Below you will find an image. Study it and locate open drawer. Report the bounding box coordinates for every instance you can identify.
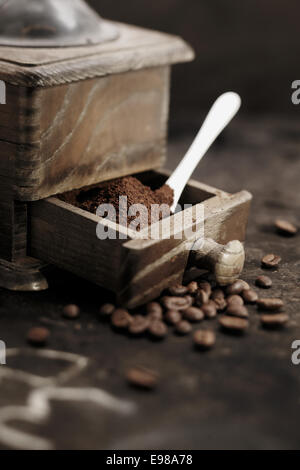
[29,170,252,308]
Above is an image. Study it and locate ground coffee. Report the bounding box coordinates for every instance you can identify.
[59,176,174,228]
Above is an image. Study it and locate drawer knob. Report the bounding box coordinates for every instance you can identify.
[192,238,245,286]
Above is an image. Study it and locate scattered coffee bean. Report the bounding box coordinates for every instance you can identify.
[226,279,250,295]
[193,329,216,350]
[62,304,80,319]
[211,289,224,300]
[257,298,284,311]
[195,289,210,306]
[214,298,227,311]
[242,289,258,304]
[165,310,182,325]
[261,313,289,329]
[161,296,193,311]
[198,281,212,297]
[202,300,217,319]
[128,315,149,335]
[226,304,249,318]
[175,320,192,335]
[126,367,159,390]
[261,253,281,269]
[275,219,298,236]
[148,311,163,322]
[111,309,133,329]
[211,289,227,311]
[227,295,244,306]
[183,307,204,323]
[168,284,189,296]
[27,327,50,347]
[146,302,163,320]
[219,315,249,333]
[148,320,168,339]
[255,275,272,289]
[99,303,115,318]
[187,281,198,295]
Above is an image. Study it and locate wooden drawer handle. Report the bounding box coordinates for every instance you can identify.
[191,238,245,286]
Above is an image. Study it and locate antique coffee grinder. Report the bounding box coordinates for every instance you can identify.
[0,0,251,307]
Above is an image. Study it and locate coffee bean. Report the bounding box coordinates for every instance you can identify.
[27,327,50,347]
[214,298,227,311]
[161,296,193,311]
[219,316,249,332]
[168,284,189,296]
[202,301,217,319]
[187,281,198,295]
[146,302,163,320]
[148,320,168,339]
[255,276,272,289]
[62,304,80,320]
[195,289,210,307]
[99,303,115,318]
[126,367,159,390]
[128,315,149,335]
[175,320,192,335]
[211,289,227,311]
[193,329,216,350]
[227,295,244,306]
[148,311,163,322]
[261,313,289,329]
[211,289,225,301]
[261,254,281,269]
[165,310,182,325]
[226,304,249,318]
[257,298,284,311]
[198,281,212,297]
[275,219,298,236]
[111,309,133,329]
[242,289,258,304]
[183,307,204,323]
[226,279,250,295]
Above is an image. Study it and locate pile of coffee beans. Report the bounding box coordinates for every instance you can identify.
[98,262,289,358]
[26,247,289,364]
[24,216,296,394]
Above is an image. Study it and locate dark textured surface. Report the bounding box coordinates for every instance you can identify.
[0,117,299,450]
[90,0,300,124]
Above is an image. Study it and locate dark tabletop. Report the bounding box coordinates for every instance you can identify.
[0,116,299,450]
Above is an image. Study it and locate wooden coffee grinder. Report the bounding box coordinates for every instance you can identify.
[0,0,252,307]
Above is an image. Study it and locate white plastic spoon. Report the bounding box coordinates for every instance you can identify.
[166,92,241,213]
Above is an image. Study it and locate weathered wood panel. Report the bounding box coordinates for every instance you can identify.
[29,197,125,291]
[0,176,27,262]
[3,66,170,201]
[0,23,194,87]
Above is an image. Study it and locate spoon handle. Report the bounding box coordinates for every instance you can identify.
[167,92,241,213]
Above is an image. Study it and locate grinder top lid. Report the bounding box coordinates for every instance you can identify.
[0,0,194,88]
[0,0,118,47]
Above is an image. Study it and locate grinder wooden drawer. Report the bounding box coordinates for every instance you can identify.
[28,170,252,308]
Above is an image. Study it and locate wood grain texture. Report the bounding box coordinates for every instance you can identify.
[0,22,194,87]
[29,170,252,308]
[0,176,27,262]
[1,66,170,201]
[29,197,125,292]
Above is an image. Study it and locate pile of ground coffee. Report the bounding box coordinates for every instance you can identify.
[59,176,174,228]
